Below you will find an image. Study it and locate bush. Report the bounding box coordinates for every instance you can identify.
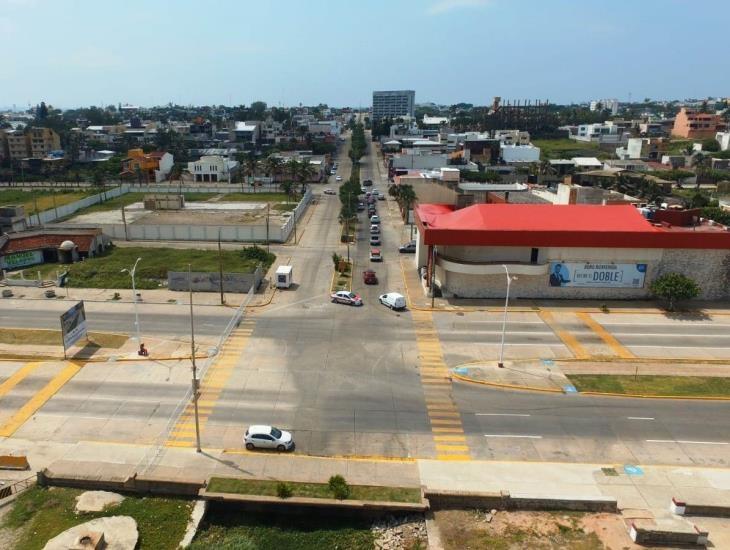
[276,481,293,499]
[328,475,351,500]
[650,272,700,311]
[332,252,341,268]
[240,245,275,268]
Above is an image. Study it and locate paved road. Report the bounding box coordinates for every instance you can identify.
[0,299,233,337]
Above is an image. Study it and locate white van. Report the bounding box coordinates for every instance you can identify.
[379,292,406,310]
[275,265,293,289]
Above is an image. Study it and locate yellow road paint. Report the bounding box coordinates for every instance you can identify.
[0,361,82,437]
[432,427,464,433]
[538,310,588,359]
[576,312,635,359]
[0,361,43,399]
[436,444,470,452]
[433,435,467,442]
[430,418,463,425]
[428,411,461,418]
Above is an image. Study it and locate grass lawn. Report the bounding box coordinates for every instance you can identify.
[0,189,94,214]
[19,245,275,289]
[567,375,730,397]
[190,504,374,550]
[221,192,291,202]
[272,202,297,212]
[2,486,193,550]
[207,477,421,503]
[0,328,126,348]
[532,138,610,160]
[664,139,693,155]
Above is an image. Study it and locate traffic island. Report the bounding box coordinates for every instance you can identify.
[330,255,353,292]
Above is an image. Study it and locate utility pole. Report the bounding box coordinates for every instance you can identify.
[431,246,436,308]
[188,264,202,453]
[218,229,225,305]
[498,265,516,369]
[120,257,142,342]
[266,203,270,253]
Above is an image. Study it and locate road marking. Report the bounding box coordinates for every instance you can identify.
[576,312,635,359]
[538,311,588,359]
[436,444,469,452]
[0,361,83,437]
[627,417,654,420]
[646,439,728,445]
[476,413,531,417]
[165,319,256,447]
[484,434,542,439]
[0,361,43,399]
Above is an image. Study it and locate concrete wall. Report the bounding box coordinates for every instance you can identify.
[435,246,730,300]
[168,268,263,293]
[425,490,617,513]
[26,186,126,226]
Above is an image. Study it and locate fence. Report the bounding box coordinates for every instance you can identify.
[0,476,35,502]
[168,267,263,293]
[137,285,255,474]
[25,185,126,226]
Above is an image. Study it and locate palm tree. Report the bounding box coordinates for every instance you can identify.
[244,154,258,191]
[683,143,695,156]
[265,155,283,183]
[693,153,710,189]
[296,159,316,195]
[280,181,294,203]
[539,159,556,183]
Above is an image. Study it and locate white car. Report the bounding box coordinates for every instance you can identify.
[379,292,406,310]
[244,425,295,452]
[323,188,336,195]
[336,175,343,181]
[330,290,363,306]
[370,224,380,234]
[370,215,380,224]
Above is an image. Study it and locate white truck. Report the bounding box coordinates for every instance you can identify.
[275,265,293,289]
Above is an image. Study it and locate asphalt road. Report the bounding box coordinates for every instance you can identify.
[0,300,233,337]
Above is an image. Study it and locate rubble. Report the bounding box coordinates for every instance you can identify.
[372,514,428,550]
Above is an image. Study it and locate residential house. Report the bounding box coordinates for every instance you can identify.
[616,138,667,161]
[28,127,61,158]
[671,108,726,139]
[589,99,620,115]
[500,144,540,163]
[494,130,531,146]
[717,131,730,151]
[187,155,239,183]
[0,228,110,271]
[5,129,31,160]
[570,121,630,145]
[231,121,261,148]
[0,129,8,162]
[121,148,173,183]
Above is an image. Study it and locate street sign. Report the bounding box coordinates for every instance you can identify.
[60,301,87,350]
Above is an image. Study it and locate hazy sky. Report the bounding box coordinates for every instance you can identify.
[2,0,728,109]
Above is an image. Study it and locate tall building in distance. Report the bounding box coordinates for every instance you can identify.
[372,90,415,121]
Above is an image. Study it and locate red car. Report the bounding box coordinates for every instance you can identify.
[363,269,378,284]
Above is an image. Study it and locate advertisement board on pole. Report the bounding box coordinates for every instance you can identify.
[60,301,88,349]
[548,262,647,289]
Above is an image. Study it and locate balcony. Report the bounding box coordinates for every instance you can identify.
[436,255,549,276]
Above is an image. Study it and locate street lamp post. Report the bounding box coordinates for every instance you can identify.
[121,257,142,342]
[188,264,202,453]
[498,265,517,368]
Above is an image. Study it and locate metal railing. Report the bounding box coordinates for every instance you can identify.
[137,285,255,474]
[0,476,35,501]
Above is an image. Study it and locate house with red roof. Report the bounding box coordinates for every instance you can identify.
[412,202,730,300]
[0,228,110,271]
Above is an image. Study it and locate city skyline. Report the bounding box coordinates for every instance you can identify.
[1,0,729,109]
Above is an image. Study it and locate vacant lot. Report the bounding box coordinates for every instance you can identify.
[532,138,610,160]
[0,189,93,214]
[1,486,193,550]
[191,503,374,550]
[568,374,730,397]
[19,245,275,289]
[73,192,219,215]
[435,509,635,550]
[0,328,126,348]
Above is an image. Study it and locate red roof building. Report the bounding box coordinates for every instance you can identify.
[411,203,730,300]
[0,228,109,271]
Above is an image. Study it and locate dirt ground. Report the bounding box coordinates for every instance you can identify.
[135,205,288,226]
[434,509,643,550]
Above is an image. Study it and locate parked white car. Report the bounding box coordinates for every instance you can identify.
[244,425,295,451]
[379,292,406,311]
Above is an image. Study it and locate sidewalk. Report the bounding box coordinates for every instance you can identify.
[452,359,730,394]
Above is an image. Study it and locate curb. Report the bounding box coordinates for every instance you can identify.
[0,353,208,363]
[452,370,730,401]
[450,371,564,394]
[222,448,417,463]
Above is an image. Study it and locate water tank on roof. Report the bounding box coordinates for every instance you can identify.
[59,240,76,251]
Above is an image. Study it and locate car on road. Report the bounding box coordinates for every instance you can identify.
[330,290,363,306]
[372,189,380,196]
[370,224,380,234]
[360,187,367,193]
[363,269,378,285]
[379,292,406,311]
[336,175,343,181]
[370,248,382,262]
[330,169,337,175]
[399,241,416,253]
[323,188,336,195]
[357,202,365,211]
[363,179,373,186]
[244,425,294,452]
[370,215,380,224]
[378,194,386,201]
[369,234,381,245]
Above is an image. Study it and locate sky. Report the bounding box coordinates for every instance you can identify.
[1,0,729,109]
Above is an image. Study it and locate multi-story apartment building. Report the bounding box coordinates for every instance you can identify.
[372,90,415,121]
[5,129,31,160]
[28,127,61,158]
[671,107,726,139]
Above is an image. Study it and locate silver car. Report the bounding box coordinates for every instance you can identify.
[244,425,295,452]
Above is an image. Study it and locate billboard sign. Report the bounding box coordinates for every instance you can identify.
[548,262,647,289]
[1,250,43,270]
[60,301,88,349]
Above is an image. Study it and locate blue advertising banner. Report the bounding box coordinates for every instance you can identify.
[549,262,647,288]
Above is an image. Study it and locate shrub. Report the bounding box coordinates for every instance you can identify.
[332,252,341,268]
[328,475,350,500]
[240,245,275,268]
[650,272,700,311]
[276,481,293,499]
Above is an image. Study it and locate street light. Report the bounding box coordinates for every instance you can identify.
[498,265,517,368]
[121,257,142,342]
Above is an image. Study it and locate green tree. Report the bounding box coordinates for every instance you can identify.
[296,158,316,194]
[280,180,294,203]
[650,273,700,311]
[701,138,720,152]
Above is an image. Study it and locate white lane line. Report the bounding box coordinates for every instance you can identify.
[627,417,654,420]
[646,439,728,445]
[484,434,542,439]
[476,413,531,417]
